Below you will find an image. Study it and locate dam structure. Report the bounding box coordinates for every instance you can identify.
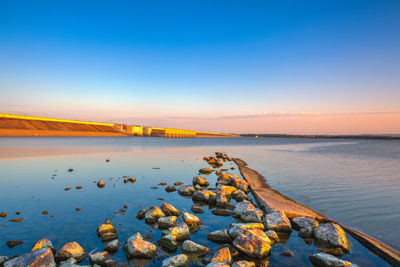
[0,113,239,138]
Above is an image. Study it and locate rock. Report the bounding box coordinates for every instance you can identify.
[199,168,213,175]
[54,242,87,262]
[212,209,232,216]
[314,223,350,253]
[124,177,136,183]
[157,235,177,251]
[299,226,314,238]
[205,262,230,267]
[162,254,191,267]
[32,238,55,254]
[216,170,222,175]
[6,240,24,248]
[159,182,167,185]
[75,206,81,212]
[211,247,231,263]
[232,261,256,267]
[124,233,157,259]
[280,249,294,257]
[207,229,232,243]
[192,190,216,203]
[230,223,265,230]
[41,210,49,215]
[174,182,183,186]
[228,225,249,239]
[164,223,190,241]
[158,216,178,229]
[97,222,117,236]
[182,212,202,226]
[191,205,205,214]
[97,180,106,188]
[217,185,237,197]
[64,187,71,191]
[215,192,229,207]
[136,209,149,219]
[232,229,271,259]
[320,248,347,257]
[124,205,129,209]
[178,185,195,196]
[0,256,9,266]
[182,240,209,256]
[216,173,231,185]
[103,259,116,267]
[4,248,55,267]
[193,175,210,187]
[104,239,121,253]
[263,211,292,232]
[265,230,279,244]
[67,169,74,172]
[75,186,82,189]
[58,258,79,267]
[145,206,166,224]
[165,185,177,192]
[309,252,355,267]
[0,212,6,218]
[232,190,251,202]
[100,233,119,242]
[292,217,318,230]
[89,251,110,265]
[160,203,181,216]
[233,202,262,223]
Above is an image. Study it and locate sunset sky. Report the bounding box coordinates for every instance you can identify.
[1,1,399,134]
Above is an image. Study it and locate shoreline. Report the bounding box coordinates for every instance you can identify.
[233,157,400,266]
[241,134,400,140]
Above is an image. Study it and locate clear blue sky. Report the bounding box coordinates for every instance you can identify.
[1,1,399,134]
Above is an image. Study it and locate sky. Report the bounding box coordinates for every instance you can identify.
[1,0,399,134]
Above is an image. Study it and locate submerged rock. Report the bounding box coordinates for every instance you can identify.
[191,205,205,214]
[55,242,87,262]
[124,233,157,259]
[207,229,232,243]
[280,249,294,257]
[178,185,195,196]
[162,254,191,267]
[145,206,166,224]
[263,211,292,232]
[32,238,56,254]
[6,240,24,248]
[136,209,149,220]
[4,248,55,267]
[211,247,231,264]
[182,240,209,256]
[314,223,350,253]
[160,203,181,216]
[212,209,232,216]
[309,252,355,267]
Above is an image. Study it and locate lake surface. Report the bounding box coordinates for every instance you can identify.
[0,137,399,266]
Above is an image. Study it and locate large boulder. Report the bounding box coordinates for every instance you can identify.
[124,233,157,258]
[182,240,209,256]
[164,223,190,241]
[178,185,195,196]
[4,248,55,267]
[162,254,191,267]
[54,242,87,262]
[158,216,178,229]
[207,229,232,243]
[193,175,210,187]
[145,206,166,224]
[31,238,56,254]
[263,211,292,232]
[192,190,216,203]
[309,252,356,267]
[314,223,350,253]
[211,247,231,264]
[292,217,319,230]
[233,202,263,223]
[232,229,271,259]
[160,203,181,216]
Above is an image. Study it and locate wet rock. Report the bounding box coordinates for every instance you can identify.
[182,240,209,256]
[233,202,262,223]
[217,185,237,197]
[58,258,79,267]
[75,186,82,189]
[0,212,6,218]
[41,210,49,215]
[67,169,74,172]
[8,218,23,223]
[103,259,116,267]
[228,225,248,240]
[97,221,117,236]
[145,206,166,224]
[158,216,178,229]
[104,240,121,253]
[202,252,214,265]
[292,217,318,230]
[165,185,177,192]
[215,170,222,176]
[162,254,190,267]
[6,240,24,248]
[124,177,136,183]
[64,187,71,191]
[97,180,106,188]
[89,251,110,265]
[193,175,210,187]
[207,229,232,243]
[124,205,129,209]
[182,212,202,226]
[4,248,55,267]
[212,209,232,216]
[232,261,256,267]
[216,173,231,186]
[280,249,294,257]
[211,247,231,264]
[232,190,251,202]
[178,185,195,196]
[230,223,265,231]
[164,223,190,241]
[192,190,216,203]
[124,233,157,259]
[299,226,314,238]
[174,182,183,186]
[215,192,229,207]
[100,233,119,242]
[32,238,55,254]
[136,209,149,220]
[319,248,347,257]
[75,206,81,212]
[160,203,181,216]
[309,252,355,267]
[263,211,292,232]
[199,168,213,175]
[159,182,167,186]
[157,235,177,251]
[191,205,205,214]
[232,229,271,259]
[157,198,165,201]
[265,230,279,244]
[205,263,230,267]
[55,242,87,262]
[151,186,158,189]
[106,159,110,162]
[314,223,350,253]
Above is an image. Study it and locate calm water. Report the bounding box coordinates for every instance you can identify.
[0,137,399,266]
